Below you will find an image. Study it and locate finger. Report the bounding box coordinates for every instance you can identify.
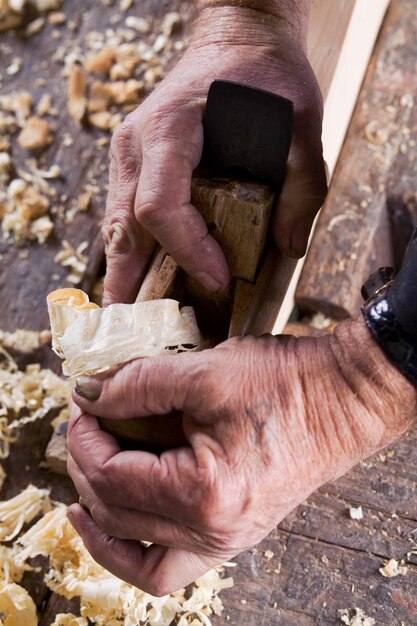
[102,126,156,306]
[273,124,328,259]
[67,455,199,550]
[135,107,229,293]
[67,504,221,596]
[67,405,205,521]
[73,350,209,420]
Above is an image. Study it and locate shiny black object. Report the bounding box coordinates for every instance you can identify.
[362,227,417,387]
[201,80,293,191]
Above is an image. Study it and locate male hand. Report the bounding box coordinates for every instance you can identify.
[67,319,416,595]
[102,3,327,305]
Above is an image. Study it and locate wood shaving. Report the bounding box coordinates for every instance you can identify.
[87,80,113,113]
[119,0,132,10]
[25,16,45,37]
[161,12,182,36]
[50,615,88,626]
[0,90,32,124]
[88,110,121,131]
[0,484,51,542]
[47,288,203,377]
[349,506,364,520]
[0,580,37,626]
[54,240,89,284]
[125,15,150,33]
[77,191,91,212]
[67,64,87,123]
[85,46,117,74]
[6,57,22,75]
[36,92,53,116]
[379,558,408,578]
[18,115,53,150]
[339,608,375,626]
[365,120,388,145]
[0,4,23,32]
[48,10,66,25]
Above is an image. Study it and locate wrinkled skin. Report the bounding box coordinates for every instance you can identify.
[102,9,327,305]
[67,319,416,595]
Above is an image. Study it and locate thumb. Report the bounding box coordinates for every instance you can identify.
[72,351,210,420]
[273,136,328,259]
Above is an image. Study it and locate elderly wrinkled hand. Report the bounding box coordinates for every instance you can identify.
[102,3,327,305]
[66,318,416,596]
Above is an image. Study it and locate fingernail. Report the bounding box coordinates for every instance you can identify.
[290,221,313,258]
[195,271,228,293]
[75,376,102,401]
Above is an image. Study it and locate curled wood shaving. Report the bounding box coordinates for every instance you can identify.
[0,580,37,626]
[17,115,53,150]
[0,484,51,542]
[67,65,87,124]
[47,288,203,377]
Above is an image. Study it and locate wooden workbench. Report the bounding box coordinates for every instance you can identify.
[1,1,416,624]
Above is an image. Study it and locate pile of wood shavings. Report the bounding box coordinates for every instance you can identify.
[0,90,61,244]
[0,493,233,626]
[57,9,186,130]
[0,331,70,488]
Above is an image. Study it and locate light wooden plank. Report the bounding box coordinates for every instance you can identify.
[272,0,390,333]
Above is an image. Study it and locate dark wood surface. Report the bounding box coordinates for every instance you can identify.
[1,1,416,624]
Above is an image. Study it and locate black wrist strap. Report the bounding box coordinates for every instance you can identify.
[361,226,417,388]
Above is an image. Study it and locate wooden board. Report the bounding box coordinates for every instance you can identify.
[273,0,391,331]
[2,0,417,624]
[295,0,417,319]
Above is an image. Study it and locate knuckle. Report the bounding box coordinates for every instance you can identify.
[110,119,135,157]
[110,120,140,175]
[135,197,163,227]
[102,216,133,256]
[88,463,113,503]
